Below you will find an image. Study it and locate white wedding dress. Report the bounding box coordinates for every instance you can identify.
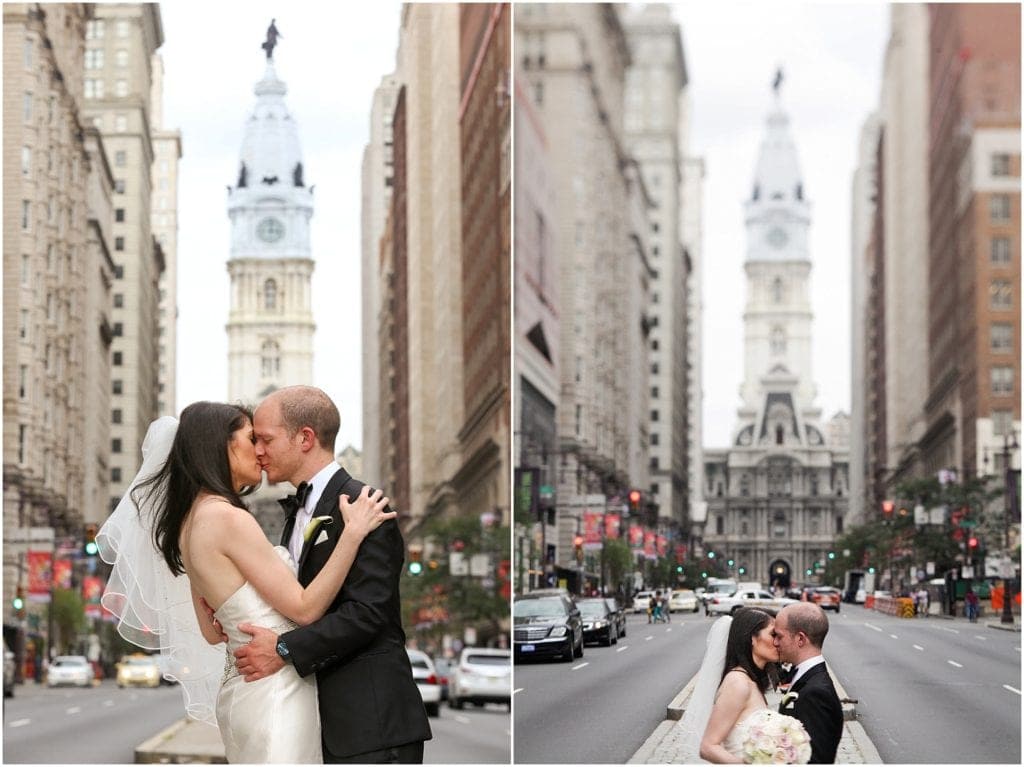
[214,546,323,764]
[722,707,770,760]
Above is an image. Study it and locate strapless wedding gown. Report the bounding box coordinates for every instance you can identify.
[723,707,769,760]
[214,546,323,763]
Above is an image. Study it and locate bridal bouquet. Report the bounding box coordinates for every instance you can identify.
[740,709,812,764]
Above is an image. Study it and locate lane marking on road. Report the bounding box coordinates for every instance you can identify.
[865,623,883,632]
[8,719,31,728]
[912,644,924,651]
[947,660,963,668]
[454,715,471,725]
[616,645,630,652]
[571,662,589,671]
[103,699,115,707]
[66,706,81,715]
[645,636,654,641]
[513,688,523,695]
[1004,685,1022,696]
[666,628,672,633]
[889,634,899,639]
[938,626,959,634]
[974,635,987,641]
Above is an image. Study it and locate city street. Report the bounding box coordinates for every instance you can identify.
[512,606,1022,764]
[2,680,182,763]
[3,679,511,764]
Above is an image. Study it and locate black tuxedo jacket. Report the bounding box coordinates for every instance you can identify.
[279,467,432,759]
[780,662,843,764]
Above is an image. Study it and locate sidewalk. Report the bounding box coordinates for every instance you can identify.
[628,664,882,764]
[135,717,225,764]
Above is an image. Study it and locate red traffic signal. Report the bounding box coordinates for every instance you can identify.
[968,536,978,549]
[628,489,641,511]
[573,535,584,548]
[881,500,894,517]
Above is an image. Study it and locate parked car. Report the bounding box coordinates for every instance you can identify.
[700,579,739,613]
[47,655,93,688]
[805,586,841,612]
[513,593,583,662]
[632,590,655,614]
[4,648,15,698]
[604,597,627,638]
[705,589,799,616]
[406,648,442,717]
[433,656,453,701]
[449,647,511,710]
[116,654,161,688]
[669,589,700,613]
[577,598,618,646]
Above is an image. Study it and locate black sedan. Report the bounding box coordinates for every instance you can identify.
[604,597,627,638]
[513,594,583,662]
[577,598,618,646]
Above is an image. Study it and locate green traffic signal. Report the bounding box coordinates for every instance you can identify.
[727,558,735,567]
[738,567,746,575]
[708,551,716,559]
[827,551,836,560]
[675,565,683,573]
[84,541,98,556]
[408,561,423,576]
[12,596,24,610]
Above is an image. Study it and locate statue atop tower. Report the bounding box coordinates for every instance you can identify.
[262,19,282,60]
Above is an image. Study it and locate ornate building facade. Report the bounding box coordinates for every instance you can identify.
[226,46,315,406]
[702,80,849,588]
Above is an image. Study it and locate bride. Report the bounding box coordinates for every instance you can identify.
[677,608,807,764]
[97,402,394,763]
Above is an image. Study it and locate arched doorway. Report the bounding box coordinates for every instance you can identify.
[769,559,791,590]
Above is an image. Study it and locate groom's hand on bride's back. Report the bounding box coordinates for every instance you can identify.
[234,623,284,682]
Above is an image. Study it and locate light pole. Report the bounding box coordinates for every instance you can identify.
[999,432,1019,625]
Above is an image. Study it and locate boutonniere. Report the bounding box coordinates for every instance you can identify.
[781,691,799,710]
[303,515,334,543]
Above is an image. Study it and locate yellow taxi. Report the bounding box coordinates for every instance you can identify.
[116,654,162,688]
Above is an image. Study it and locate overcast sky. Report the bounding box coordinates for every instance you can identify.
[675,2,889,446]
[162,2,402,450]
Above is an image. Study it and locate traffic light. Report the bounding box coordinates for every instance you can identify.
[83,523,99,556]
[881,500,894,518]
[574,535,584,563]
[967,536,979,550]
[675,565,683,573]
[407,547,423,576]
[628,489,641,513]
[12,585,25,617]
[827,551,836,560]
[707,551,716,559]
[738,566,746,575]
[727,558,735,567]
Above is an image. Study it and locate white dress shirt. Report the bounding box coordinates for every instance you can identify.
[288,461,341,564]
[789,654,825,688]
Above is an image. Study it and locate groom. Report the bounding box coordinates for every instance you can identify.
[772,603,843,764]
[234,385,432,763]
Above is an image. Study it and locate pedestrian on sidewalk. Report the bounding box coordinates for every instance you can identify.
[915,587,929,617]
[966,588,980,622]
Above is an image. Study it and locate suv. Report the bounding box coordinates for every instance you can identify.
[406,648,442,717]
[448,647,511,710]
[513,593,583,662]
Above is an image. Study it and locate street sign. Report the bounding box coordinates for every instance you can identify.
[959,519,978,528]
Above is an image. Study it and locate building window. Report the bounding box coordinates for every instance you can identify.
[115,114,127,132]
[991,280,1013,310]
[992,366,1014,396]
[263,279,278,311]
[112,380,123,395]
[115,150,126,167]
[19,310,29,340]
[24,39,33,68]
[261,340,280,378]
[21,146,31,176]
[112,438,122,454]
[24,91,32,122]
[716,516,725,535]
[84,48,103,69]
[651,386,659,398]
[115,208,125,223]
[575,404,582,437]
[992,323,1013,352]
[114,265,124,279]
[651,433,660,446]
[86,20,105,39]
[112,468,122,483]
[115,236,125,251]
[21,200,31,230]
[115,179,125,194]
[773,524,787,539]
[991,153,1011,177]
[84,79,104,99]
[19,366,28,399]
[991,237,1012,265]
[993,410,1013,436]
[772,277,784,304]
[113,293,124,308]
[116,49,128,67]
[116,20,130,37]
[112,408,122,424]
[651,410,659,422]
[770,326,786,355]
[18,425,27,464]
[115,79,128,97]
[21,254,30,285]
[113,322,123,336]
[112,351,123,366]
[990,194,1011,223]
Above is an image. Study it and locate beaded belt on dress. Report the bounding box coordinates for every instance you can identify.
[221,619,297,684]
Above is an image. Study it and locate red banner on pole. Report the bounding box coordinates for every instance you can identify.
[583,511,602,550]
[604,513,621,540]
[643,531,656,560]
[674,544,687,564]
[82,576,103,619]
[656,535,668,557]
[26,551,52,603]
[53,558,73,590]
[629,525,643,548]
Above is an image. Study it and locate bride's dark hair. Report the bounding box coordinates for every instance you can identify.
[721,607,774,695]
[134,401,256,576]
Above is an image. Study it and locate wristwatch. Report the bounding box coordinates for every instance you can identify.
[275,639,292,663]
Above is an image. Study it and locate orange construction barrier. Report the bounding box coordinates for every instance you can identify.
[864,594,875,609]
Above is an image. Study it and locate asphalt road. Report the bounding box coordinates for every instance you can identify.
[2,679,184,763]
[513,610,709,764]
[424,702,511,764]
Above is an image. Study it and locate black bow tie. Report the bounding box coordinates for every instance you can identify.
[279,481,312,518]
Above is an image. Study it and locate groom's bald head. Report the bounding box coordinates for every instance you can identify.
[262,386,339,451]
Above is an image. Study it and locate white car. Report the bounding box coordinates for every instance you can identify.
[705,589,799,616]
[632,590,655,614]
[449,647,511,710]
[669,589,699,613]
[406,649,441,717]
[47,655,93,688]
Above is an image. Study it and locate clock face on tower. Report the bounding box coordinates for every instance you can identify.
[256,217,285,243]
[766,227,788,249]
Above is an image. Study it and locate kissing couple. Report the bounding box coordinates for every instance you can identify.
[98,385,432,763]
[676,603,844,764]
